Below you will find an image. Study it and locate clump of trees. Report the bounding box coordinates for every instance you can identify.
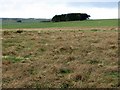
[52,13,90,22]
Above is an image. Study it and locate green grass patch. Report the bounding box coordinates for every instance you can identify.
[3,55,24,63]
[105,71,119,78]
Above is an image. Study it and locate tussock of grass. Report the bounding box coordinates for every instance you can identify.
[59,68,72,74]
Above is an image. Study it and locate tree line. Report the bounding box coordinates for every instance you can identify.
[52,13,90,22]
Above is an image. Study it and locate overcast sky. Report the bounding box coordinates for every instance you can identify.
[0,0,119,19]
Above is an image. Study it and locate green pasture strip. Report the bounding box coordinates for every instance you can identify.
[2,19,118,29]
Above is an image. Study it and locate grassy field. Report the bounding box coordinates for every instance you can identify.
[2,19,119,88]
[2,19,118,29]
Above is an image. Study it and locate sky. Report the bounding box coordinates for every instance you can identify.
[0,0,119,19]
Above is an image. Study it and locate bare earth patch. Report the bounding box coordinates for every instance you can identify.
[2,27,118,88]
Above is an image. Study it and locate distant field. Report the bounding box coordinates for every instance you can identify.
[2,19,118,29]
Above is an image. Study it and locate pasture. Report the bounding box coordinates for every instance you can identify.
[2,19,119,88]
[2,19,117,29]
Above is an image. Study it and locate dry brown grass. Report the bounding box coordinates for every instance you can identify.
[2,27,118,88]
